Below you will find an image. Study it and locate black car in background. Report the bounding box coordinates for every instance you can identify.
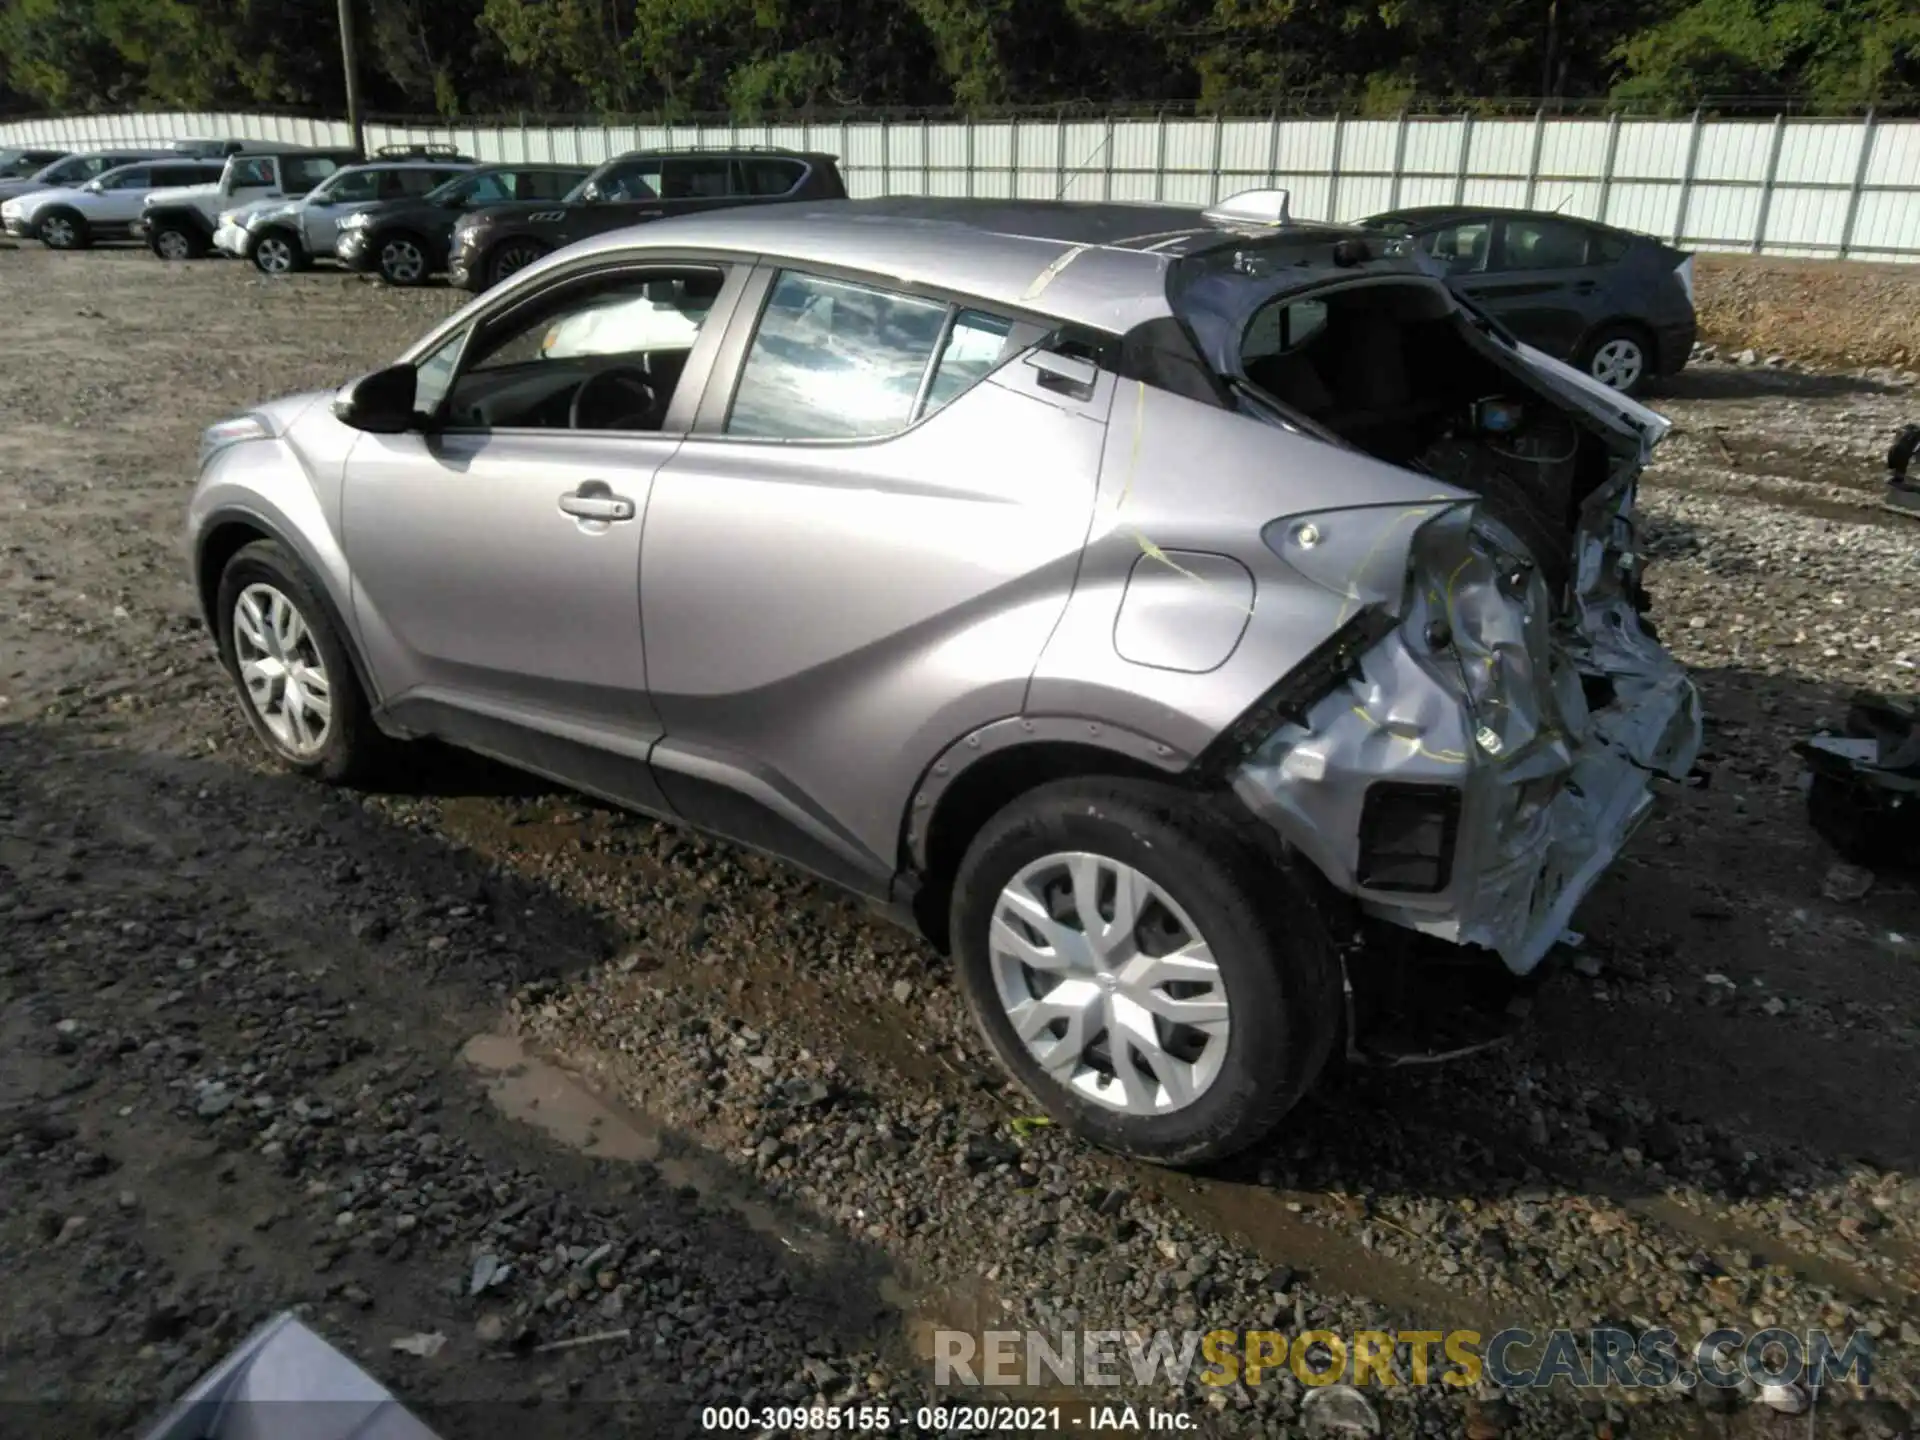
[1359,205,1696,395]
[334,162,589,285]
[446,146,848,293]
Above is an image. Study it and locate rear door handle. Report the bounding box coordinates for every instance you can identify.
[558,485,635,522]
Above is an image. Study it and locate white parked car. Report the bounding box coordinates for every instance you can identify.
[1,157,225,248]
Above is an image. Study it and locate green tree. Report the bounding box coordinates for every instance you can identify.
[1614,0,1920,108]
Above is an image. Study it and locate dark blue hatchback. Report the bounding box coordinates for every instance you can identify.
[1359,205,1696,396]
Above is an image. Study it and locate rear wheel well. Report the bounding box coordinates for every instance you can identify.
[911,741,1173,952]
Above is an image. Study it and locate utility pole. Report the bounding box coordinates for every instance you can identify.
[337,0,366,155]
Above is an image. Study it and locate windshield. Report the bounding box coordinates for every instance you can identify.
[562,175,592,203]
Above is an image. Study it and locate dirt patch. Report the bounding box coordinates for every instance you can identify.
[1696,253,1920,372]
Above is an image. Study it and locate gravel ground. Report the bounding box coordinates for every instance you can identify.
[1,244,1917,1440]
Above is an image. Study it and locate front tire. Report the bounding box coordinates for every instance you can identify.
[214,540,393,785]
[38,208,88,250]
[251,228,308,276]
[486,238,549,290]
[376,231,431,286]
[949,778,1341,1166]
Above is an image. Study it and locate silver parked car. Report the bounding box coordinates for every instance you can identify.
[185,194,1702,1164]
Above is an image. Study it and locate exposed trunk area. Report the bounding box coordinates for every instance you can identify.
[1238,280,1625,602]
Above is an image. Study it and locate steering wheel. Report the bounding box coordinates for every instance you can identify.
[569,366,658,431]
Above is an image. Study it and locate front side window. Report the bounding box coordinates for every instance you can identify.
[726,272,1026,441]
[228,157,275,188]
[664,157,732,200]
[586,159,662,203]
[390,168,460,198]
[441,266,727,432]
[318,168,380,204]
[522,170,582,201]
[1498,217,1591,271]
[103,167,153,191]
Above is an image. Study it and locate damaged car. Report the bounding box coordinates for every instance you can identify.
[184,192,1701,1165]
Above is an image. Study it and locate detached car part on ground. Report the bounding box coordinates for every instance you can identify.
[185,193,1701,1166]
[140,1312,440,1440]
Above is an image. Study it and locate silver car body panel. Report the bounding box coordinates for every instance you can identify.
[188,197,1702,971]
[139,1312,440,1440]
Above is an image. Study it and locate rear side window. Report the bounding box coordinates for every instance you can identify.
[1590,227,1632,264]
[284,156,344,192]
[1498,217,1592,271]
[735,158,804,197]
[726,271,1029,440]
[1421,219,1491,274]
[664,157,732,200]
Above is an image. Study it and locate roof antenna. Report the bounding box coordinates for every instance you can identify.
[1551,191,1574,213]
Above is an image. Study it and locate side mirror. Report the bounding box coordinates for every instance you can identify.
[1024,349,1098,395]
[332,364,419,434]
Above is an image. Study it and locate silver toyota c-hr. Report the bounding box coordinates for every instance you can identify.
[187,193,1702,1165]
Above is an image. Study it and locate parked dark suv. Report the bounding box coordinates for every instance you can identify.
[1359,206,1696,395]
[446,146,847,292]
[336,162,589,285]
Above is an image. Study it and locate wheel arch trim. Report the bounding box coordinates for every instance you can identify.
[903,715,1193,874]
[193,503,384,709]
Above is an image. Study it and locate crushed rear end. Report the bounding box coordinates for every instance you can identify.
[1171,232,1702,974]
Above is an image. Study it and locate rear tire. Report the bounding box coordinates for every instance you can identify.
[38,208,88,250]
[214,540,396,786]
[1578,322,1654,396]
[949,778,1342,1167]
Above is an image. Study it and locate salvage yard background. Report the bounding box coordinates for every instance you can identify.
[1,139,1919,1436]
[3,107,1919,262]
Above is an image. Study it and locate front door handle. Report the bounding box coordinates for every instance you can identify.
[558,483,635,522]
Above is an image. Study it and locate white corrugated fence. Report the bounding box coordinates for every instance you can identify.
[3,108,1915,261]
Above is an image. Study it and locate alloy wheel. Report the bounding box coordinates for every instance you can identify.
[490,242,543,286]
[988,850,1230,1116]
[379,238,426,284]
[231,583,332,757]
[155,230,191,261]
[41,216,74,248]
[1589,337,1645,392]
[255,235,294,275]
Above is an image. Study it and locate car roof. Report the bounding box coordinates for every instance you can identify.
[571,196,1372,333]
[600,147,840,165]
[1366,204,1634,234]
[472,161,591,172]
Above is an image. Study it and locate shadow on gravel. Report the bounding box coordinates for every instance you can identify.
[0,718,917,1439]
[1656,366,1903,401]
